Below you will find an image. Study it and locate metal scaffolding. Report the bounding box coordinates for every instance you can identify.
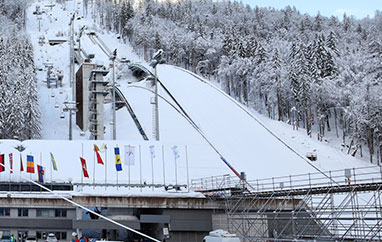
[191,166,382,241]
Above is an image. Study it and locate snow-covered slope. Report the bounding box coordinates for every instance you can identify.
[1,0,375,189]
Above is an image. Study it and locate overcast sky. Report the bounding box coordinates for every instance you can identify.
[239,0,380,19]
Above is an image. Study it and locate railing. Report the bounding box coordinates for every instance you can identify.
[191,165,382,194]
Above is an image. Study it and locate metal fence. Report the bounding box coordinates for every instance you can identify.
[191,165,382,194]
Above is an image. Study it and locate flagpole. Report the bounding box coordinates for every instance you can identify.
[116,145,119,190]
[174,154,178,185]
[9,154,11,181]
[81,143,84,185]
[30,153,32,181]
[128,146,131,190]
[151,153,154,191]
[162,145,165,186]
[139,145,142,192]
[105,145,107,190]
[185,145,189,192]
[19,153,21,183]
[93,145,95,189]
[50,153,52,183]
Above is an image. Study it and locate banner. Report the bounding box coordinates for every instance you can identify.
[94,145,104,165]
[27,155,35,173]
[9,153,13,174]
[50,152,58,171]
[172,146,180,159]
[0,154,4,172]
[80,157,89,178]
[37,165,44,183]
[149,145,155,159]
[20,154,24,172]
[114,147,122,171]
[124,145,135,166]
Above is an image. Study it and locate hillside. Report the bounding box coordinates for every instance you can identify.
[9,0,377,186]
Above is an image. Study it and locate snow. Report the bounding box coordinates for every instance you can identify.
[0,0,377,197]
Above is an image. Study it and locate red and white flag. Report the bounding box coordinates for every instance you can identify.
[80,157,89,178]
[20,154,24,172]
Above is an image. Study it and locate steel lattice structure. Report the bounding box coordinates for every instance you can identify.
[191,166,382,241]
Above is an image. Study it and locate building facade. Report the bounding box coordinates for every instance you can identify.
[0,191,225,242]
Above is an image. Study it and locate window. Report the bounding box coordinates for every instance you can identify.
[0,230,10,240]
[0,208,10,216]
[18,208,29,217]
[55,209,66,218]
[36,209,66,217]
[37,209,55,217]
[36,232,66,240]
[55,232,66,240]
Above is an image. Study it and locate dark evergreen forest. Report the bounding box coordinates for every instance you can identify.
[0,0,41,140]
[89,0,382,164]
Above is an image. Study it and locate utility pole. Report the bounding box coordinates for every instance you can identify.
[150,49,164,141]
[63,100,78,140]
[154,64,160,141]
[37,16,42,32]
[68,13,76,140]
[71,14,76,100]
[110,49,117,140]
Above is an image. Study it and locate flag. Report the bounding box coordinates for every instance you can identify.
[124,145,135,165]
[27,155,35,173]
[94,145,104,165]
[172,146,180,159]
[80,157,89,178]
[50,152,57,171]
[149,145,155,159]
[114,147,122,171]
[0,154,4,172]
[37,165,44,183]
[20,154,24,172]
[9,153,13,174]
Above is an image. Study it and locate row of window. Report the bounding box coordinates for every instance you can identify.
[12,231,67,241]
[0,208,67,217]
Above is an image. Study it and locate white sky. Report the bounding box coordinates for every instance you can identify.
[239,0,380,19]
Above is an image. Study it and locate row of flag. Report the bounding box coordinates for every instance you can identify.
[80,145,181,178]
[0,145,182,180]
[0,153,58,183]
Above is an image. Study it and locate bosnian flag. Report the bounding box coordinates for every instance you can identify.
[114,147,122,172]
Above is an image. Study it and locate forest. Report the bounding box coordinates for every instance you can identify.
[0,0,41,140]
[88,0,382,164]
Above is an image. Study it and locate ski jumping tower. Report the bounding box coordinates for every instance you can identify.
[76,63,109,140]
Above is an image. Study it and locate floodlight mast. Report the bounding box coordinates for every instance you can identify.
[110,49,117,140]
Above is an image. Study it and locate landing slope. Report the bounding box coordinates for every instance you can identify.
[155,65,319,179]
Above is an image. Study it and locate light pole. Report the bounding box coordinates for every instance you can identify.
[110,49,117,140]
[63,100,78,140]
[150,49,164,141]
[77,26,86,59]
[37,16,42,32]
[69,13,75,91]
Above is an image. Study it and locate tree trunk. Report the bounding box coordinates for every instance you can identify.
[348,139,354,155]
[334,108,339,138]
[368,127,374,164]
[277,90,283,121]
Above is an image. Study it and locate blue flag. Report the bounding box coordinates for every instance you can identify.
[114,147,122,171]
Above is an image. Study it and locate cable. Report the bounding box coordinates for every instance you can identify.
[172,66,339,185]
[125,85,243,180]
[0,161,160,242]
